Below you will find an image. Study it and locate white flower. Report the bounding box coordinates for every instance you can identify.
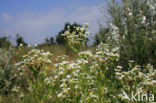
[66,75,71,79]
[115,54,119,57]
[75,85,78,89]
[84,22,89,26]
[34,44,38,47]
[54,64,58,67]
[77,59,88,64]
[59,71,64,75]
[91,95,98,99]
[81,27,85,32]
[128,60,135,63]
[151,80,156,84]
[57,93,63,98]
[143,16,146,21]
[96,51,102,55]
[19,43,23,47]
[60,83,65,87]
[76,69,80,73]
[46,59,51,63]
[73,72,78,77]
[78,51,93,57]
[62,88,68,93]
[28,45,31,47]
[142,16,146,24]
[54,75,58,79]
[117,66,122,69]
[67,88,70,90]
[129,12,132,16]
[115,72,121,76]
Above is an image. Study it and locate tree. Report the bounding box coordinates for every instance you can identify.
[94,25,110,45]
[16,34,27,47]
[99,0,156,68]
[44,37,55,45]
[56,22,89,45]
[0,36,12,48]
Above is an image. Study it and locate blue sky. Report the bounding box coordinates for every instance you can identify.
[0,0,106,44]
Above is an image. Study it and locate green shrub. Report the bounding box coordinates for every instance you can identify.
[97,0,156,68]
[0,48,17,94]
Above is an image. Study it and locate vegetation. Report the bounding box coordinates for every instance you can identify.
[16,34,28,47]
[95,0,156,68]
[0,48,17,94]
[0,23,155,103]
[0,36,12,48]
[56,22,89,45]
[0,0,156,102]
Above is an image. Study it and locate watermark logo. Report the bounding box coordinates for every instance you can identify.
[121,90,155,102]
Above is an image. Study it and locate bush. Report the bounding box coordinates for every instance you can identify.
[0,48,17,94]
[95,0,156,68]
[0,36,12,48]
[16,34,27,47]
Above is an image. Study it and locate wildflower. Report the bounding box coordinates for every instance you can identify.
[96,51,102,55]
[99,59,105,63]
[151,80,156,84]
[66,75,71,79]
[78,51,93,57]
[142,16,146,23]
[19,43,23,47]
[59,71,64,75]
[55,64,58,67]
[19,92,24,98]
[129,12,132,16]
[28,45,31,47]
[115,53,119,57]
[115,72,121,76]
[57,93,63,98]
[73,72,78,77]
[84,22,89,27]
[129,60,135,63]
[34,44,38,47]
[91,94,98,99]
[11,86,20,92]
[75,85,78,89]
[60,83,65,87]
[81,27,85,32]
[15,62,23,66]
[54,75,58,79]
[117,66,122,69]
[77,59,88,64]
[62,88,68,93]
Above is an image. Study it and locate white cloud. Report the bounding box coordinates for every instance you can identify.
[0,6,104,44]
[1,13,12,22]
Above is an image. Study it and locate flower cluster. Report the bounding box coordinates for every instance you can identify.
[16,49,52,70]
[12,24,156,103]
[49,42,121,102]
[53,54,99,102]
[115,63,156,101]
[61,23,91,44]
[15,48,53,102]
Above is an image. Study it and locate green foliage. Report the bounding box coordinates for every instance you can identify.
[94,25,110,45]
[44,37,55,45]
[0,36,12,48]
[97,0,156,68]
[16,34,28,47]
[0,48,17,94]
[56,22,89,45]
[0,24,156,103]
[15,48,53,103]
